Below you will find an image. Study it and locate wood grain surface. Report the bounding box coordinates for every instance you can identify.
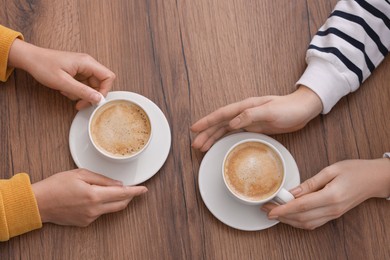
[1,0,389,259]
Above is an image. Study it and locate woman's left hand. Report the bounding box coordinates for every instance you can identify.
[8,39,115,110]
[261,158,390,230]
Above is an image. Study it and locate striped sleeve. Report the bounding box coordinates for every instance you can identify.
[296,0,390,114]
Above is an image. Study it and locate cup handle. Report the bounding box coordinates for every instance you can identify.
[272,188,294,205]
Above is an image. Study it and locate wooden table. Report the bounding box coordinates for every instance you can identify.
[1,0,389,259]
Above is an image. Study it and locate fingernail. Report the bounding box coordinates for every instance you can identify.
[230,117,241,128]
[290,186,302,196]
[91,92,101,103]
[268,215,278,220]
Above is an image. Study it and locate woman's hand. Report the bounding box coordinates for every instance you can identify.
[261,158,390,230]
[8,39,115,110]
[32,169,148,227]
[191,86,322,151]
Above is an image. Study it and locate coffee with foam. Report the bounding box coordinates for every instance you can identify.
[90,100,151,157]
[223,141,284,201]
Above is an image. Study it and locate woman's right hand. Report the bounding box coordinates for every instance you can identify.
[32,169,148,227]
[191,86,323,151]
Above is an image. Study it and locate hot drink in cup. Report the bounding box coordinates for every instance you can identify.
[222,139,293,205]
[89,98,152,162]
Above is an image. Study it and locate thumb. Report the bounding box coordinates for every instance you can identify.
[62,72,102,104]
[290,167,336,198]
[227,97,272,130]
[229,106,268,130]
[229,96,273,129]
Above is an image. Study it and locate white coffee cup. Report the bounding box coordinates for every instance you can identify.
[88,93,152,163]
[222,138,294,205]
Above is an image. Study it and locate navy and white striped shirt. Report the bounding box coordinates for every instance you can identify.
[297,0,390,113]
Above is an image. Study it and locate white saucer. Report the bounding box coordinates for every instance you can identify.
[198,132,300,231]
[69,91,171,185]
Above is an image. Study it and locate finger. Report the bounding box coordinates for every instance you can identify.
[199,126,230,152]
[77,55,115,94]
[290,167,337,198]
[229,104,273,130]
[267,189,334,217]
[262,201,334,229]
[99,198,133,214]
[191,96,274,133]
[60,71,102,104]
[87,76,102,90]
[191,109,234,134]
[191,98,264,133]
[74,76,100,90]
[95,185,148,203]
[98,75,114,97]
[75,76,111,110]
[191,122,228,149]
[275,202,336,220]
[277,214,333,230]
[77,169,123,186]
[260,202,278,213]
[276,202,345,230]
[75,99,93,110]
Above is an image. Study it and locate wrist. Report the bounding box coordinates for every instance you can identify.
[369,158,390,199]
[293,85,323,120]
[8,39,40,72]
[31,181,49,223]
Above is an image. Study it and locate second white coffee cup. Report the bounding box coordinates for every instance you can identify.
[222,138,294,205]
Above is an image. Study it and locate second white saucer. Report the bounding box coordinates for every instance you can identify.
[198,132,300,231]
[69,91,171,186]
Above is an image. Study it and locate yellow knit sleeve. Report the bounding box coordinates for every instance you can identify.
[0,25,24,82]
[0,173,42,241]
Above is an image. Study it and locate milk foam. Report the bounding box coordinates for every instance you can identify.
[91,100,151,157]
[224,142,283,201]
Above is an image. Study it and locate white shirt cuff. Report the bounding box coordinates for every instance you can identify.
[296,57,350,114]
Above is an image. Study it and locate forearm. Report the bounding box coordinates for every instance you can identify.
[297,0,390,114]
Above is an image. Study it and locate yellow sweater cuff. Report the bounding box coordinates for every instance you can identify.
[0,173,42,241]
[0,25,24,82]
